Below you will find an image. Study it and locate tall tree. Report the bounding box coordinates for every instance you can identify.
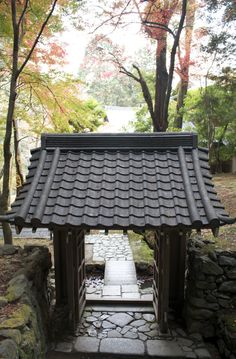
[174,0,197,129]
[201,0,236,69]
[184,67,236,172]
[87,0,187,131]
[80,35,142,107]
[0,0,80,244]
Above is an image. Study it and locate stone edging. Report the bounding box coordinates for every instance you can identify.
[185,236,236,358]
[0,244,51,359]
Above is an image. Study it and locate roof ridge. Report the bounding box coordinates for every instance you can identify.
[41,132,198,150]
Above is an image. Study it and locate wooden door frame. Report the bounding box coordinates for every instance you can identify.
[53,227,187,334]
[153,229,187,334]
[53,228,86,331]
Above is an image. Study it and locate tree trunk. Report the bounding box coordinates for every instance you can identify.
[0,74,18,244]
[174,79,188,129]
[0,0,20,244]
[154,36,168,132]
[13,118,24,194]
[174,0,196,129]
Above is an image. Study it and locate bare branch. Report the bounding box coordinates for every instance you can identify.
[17,0,58,76]
[120,67,140,82]
[17,0,29,27]
[92,10,137,33]
[132,0,143,23]
[143,20,175,38]
[132,64,155,121]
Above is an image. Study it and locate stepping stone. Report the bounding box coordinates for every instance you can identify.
[131,319,146,327]
[102,285,121,296]
[120,326,132,335]
[102,321,116,329]
[108,313,133,327]
[100,338,145,356]
[124,331,138,339]
[107,330,122,338]
[138,324,150,332]
[143,313,155,322]
[74,337,100,353]
[86,316,97,323]
[146,340,184,357]
[104,260,137,285]
[146,329,158,338]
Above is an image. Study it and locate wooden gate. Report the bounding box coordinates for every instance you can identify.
[153,230,186,333]
[53,229,86,331]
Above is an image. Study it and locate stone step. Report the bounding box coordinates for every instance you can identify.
[104,260,137,285]
[86,294,153,302]
[47,338,185,358]
[86,303,155,313]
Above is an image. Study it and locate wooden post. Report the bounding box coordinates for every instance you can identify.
[73,231,79,324]
[77,230,86,322]
[53,230,62,304]
[169,231,187,313]
[153,231,159,320]
[158,231,170,333]
[53,229,86,332]
[66,230,76,331]
[53,229,68,305]
[177,231,187,311]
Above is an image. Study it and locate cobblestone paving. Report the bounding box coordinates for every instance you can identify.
[53,308,211,358]
[85,233,133,262]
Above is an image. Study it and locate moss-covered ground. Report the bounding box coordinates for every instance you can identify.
[201,173,236,251]
[128,231,153,265]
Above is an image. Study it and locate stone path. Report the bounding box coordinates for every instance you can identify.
[86,233,133,262]
[0,226,50,239]
[48,305,212,358]
[85,233,153,301]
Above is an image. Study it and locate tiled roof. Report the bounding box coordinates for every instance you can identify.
[9,133,232,230]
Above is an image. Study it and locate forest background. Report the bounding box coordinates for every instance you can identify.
[0,0,235,243]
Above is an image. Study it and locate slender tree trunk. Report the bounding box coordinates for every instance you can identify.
[0,74,18,244]
[174,79,188,128]
[0,0,19,244]
[13,118,24,194]
[174,0,196,129]
[1,0,58,244]
[154,36,168,132]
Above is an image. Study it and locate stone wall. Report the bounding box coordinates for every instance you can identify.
[185,236,236,358]
[0,244,51,359]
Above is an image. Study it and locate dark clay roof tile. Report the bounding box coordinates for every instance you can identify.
[9,133,233,229]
